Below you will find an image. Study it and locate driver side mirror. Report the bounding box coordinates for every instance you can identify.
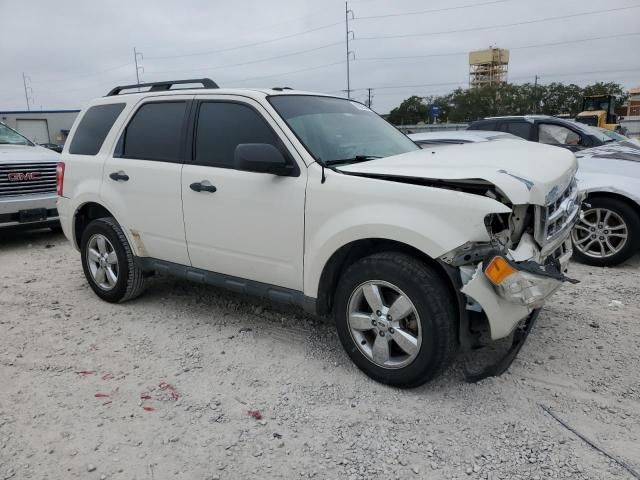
[233,143,296,176]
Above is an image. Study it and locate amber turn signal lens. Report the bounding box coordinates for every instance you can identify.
[484,256,516,285]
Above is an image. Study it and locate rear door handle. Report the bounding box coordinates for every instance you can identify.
[190,180,217,193]
[109,171,129,182]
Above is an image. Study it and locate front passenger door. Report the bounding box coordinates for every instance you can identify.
[536,122,585,152]
[181,98,306,291]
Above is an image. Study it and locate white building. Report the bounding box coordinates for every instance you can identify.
[0,109,80,145]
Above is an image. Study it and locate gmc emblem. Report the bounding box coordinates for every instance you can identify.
[7,172,41,182]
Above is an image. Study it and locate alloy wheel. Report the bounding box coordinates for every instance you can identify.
[571,207,628,259]
[86,234,119,290]
[347,280,422,369]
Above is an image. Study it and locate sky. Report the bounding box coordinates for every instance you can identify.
[1,0,639,114]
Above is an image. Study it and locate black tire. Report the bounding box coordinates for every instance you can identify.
[80,217,145,303]
[333,252,457,388]
[572,197,640,267]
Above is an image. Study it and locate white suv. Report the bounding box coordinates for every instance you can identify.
[57,79,580,387]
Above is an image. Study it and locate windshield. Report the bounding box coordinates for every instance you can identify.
[0,123,33,146]
[599,129,628,141]
[567,120,612,143]
[268,95,419,164]
[583,97,610,112]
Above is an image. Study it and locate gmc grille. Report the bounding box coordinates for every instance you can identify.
[0,163,57,197]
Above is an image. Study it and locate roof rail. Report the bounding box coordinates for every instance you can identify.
[271,86,293,91]
[106,78,219,96]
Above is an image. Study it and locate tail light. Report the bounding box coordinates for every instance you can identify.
[56,162,65,196]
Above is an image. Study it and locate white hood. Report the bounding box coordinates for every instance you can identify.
[0,144,60,163]
[336,139,577,206]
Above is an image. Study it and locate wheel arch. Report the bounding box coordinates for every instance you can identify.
[314,238,461,323]
[73,202,117,249]
[584,190,640,220]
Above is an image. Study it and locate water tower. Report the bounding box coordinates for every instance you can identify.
[469,47,509,88]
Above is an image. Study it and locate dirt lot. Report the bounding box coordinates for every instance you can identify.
[1,229,639,480]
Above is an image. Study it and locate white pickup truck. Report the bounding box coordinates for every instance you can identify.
[0,122,60,232]
[57,79,580,387]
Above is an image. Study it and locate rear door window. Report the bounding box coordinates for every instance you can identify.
[503,122,534,140]
[120,101,187,162]
[69,103,125,155]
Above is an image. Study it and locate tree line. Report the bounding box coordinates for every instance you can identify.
[386,81,628,125]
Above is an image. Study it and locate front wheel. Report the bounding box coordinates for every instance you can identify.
[333,252,457,388]
[571,197,640,267]
[80,217,145,303]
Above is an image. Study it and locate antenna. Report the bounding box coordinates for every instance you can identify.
[345,2,355,99]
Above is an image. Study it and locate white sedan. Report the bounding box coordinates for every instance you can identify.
[408,130,640,267]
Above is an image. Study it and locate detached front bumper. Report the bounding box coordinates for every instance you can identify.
[460,236,573,340]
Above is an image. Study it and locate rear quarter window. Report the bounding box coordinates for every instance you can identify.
[69,103,125,155]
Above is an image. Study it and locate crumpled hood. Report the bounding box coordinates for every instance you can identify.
[336,139,577,206]
[0,144,60,163]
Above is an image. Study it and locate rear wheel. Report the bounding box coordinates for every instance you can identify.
[333,252,457,388]
[80,217,145,302]
[571,197,640,266]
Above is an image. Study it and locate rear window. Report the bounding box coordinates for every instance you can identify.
[503,122,534,140]
[120,101,187,162]
[69,103,125,155]
[468,120,497,131]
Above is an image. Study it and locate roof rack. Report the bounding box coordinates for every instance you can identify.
[271,86,293,91]
[106,78,219,96]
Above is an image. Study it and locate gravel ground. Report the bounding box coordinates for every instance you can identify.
[1,229,639,480]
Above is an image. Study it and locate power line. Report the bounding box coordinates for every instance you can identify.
[355,32,640,62]
[230,60,346,85]
[145,20,343,60]
[31,61,133,84]
[354,0,514,20]
[144,41,342,77]
[352,67,640,92]
[355,5,640,41]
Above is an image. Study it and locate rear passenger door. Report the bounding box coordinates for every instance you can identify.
[101,96,192,265]
[181,96,306,291]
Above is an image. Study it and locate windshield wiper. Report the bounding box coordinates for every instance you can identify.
[324,155,382,166]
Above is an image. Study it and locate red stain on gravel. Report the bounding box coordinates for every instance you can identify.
[247,410,263,420]
[142,406,155,412]
[94,392,110,398]
[158,382,179,401]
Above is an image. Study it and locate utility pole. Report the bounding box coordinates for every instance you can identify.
[22,72,32,111]
[345,2,354,99]
[366,88,373,108]
[133,47,144,89]
[533,74,540,114]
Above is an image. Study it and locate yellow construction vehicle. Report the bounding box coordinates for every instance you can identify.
[575,94,622,131]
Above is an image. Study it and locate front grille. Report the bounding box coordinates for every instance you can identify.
[0,162,57,197]
[534,177,580,256]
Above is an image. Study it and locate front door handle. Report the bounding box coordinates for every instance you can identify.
[190,180,217,193]
[109,171,129,182]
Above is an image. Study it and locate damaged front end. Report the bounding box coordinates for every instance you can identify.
[439,177,582,381]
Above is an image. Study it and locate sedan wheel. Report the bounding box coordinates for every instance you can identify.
[571,207,628,259]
